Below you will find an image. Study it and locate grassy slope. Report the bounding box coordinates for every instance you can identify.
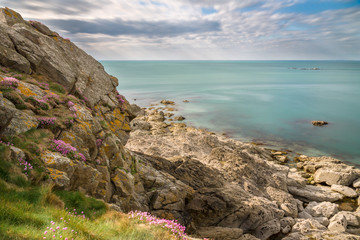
[0,145,178,240]
[0,67,184,240]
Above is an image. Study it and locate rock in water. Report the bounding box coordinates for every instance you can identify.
[312,120,328,126]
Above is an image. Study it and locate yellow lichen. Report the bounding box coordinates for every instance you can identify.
[18,83,37,97]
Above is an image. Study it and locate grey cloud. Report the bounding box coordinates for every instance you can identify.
[43,18,221,37]
[1,0,107,15]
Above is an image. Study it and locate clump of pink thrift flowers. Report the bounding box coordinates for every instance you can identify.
[38,117,57,128]
[19,157,33,176]
[128,211,188,240]
[0,77,20,89]
[50,139,86,161]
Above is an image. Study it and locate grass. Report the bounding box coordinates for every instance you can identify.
[0,180,179,240]
[0,144,181,240]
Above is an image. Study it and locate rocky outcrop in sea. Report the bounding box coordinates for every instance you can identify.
[1,7,360,240]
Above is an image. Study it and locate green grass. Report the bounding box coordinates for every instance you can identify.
[0,180,178,240]
[0,147,179,240]
[49,82,66,94]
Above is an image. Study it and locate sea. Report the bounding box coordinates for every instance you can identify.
[101,60,360,166]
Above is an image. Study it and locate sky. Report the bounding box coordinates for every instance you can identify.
[1,0,360,60]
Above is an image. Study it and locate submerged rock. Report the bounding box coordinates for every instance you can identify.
[312,120,328,126]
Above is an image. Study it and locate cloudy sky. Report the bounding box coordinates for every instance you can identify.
[2,0,360,60]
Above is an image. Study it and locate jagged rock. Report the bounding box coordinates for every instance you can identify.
[288,185,344,202]
[353,178,360,188]
[71,162,102,195]
[0,8,119,107]
[336,211,359,227]
[1,108,38,136]
[174,116,186,121]
[111,168,134,197]
[313,166,359,186]
[314,217,330,227]
[130,119,151,131]
[331,184,358,198]
[280,217,296,228]
[160,100,175,105]
[95,165,113,202]
[298,211,312,219]
[47,168,70,188]
[328,213,348,232]
[305,201,338,218]
[147,112,165,122]
[312,121,328,126]
[10,146,25,160]
[280,203,298,218]
[276,155,288,163]
[42,151,75,179]
[254,219,281,240]
[292,219,327,233]
[197,227,244,240]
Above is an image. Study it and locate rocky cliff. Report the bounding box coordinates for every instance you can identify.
[1,7,360,240]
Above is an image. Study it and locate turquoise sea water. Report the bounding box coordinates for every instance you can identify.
[101,61,360,165]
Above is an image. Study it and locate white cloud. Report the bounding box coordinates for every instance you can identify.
[1,0,359,59]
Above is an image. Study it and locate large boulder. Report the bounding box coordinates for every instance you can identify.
[288,185,344,202]
[0,7,118,106]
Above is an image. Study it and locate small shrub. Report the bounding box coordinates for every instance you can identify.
[54,190,106,219]
[38,117,57,129]
[0,77,20,90]
[3,91,24,105]
[49,82,66,94]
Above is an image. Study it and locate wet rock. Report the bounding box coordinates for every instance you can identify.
[174,116,186,121]
[183,100,190,103]
[312,121,328,126]
[331,185,358,198]
[160,100,175,105]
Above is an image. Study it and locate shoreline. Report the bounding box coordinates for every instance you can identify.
[125,99,360,238]
[132,99,360,169]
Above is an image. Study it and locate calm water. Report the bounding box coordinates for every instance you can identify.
[101,61,360,165]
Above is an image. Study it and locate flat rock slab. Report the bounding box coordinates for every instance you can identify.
[331,184,358,198]
[288,185,344,203]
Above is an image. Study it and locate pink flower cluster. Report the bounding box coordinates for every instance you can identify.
[38,117,57,128]
[50,139,86,162]
[116,91,125,105]
[128,211,188,240]
[39,82,50,90]
[19,157,33,176]
[43,215,78,240]
[0,77,20,89]
[67,101,78,118]
[96,139,102,147]
[0,140,14,146]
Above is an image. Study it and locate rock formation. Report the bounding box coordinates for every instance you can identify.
[1,8,360,240]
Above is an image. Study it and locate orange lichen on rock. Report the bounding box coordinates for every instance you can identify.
[18,83,37,97]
